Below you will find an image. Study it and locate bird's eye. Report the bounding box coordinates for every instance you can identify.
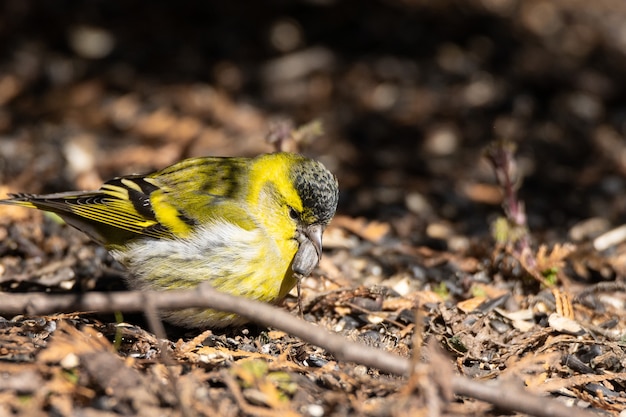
[288,207,299,220]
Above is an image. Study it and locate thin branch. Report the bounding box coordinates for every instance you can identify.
[0,285,596,417]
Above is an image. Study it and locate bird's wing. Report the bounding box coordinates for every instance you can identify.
[0,157,257,246]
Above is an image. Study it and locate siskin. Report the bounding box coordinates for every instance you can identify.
[0,152,339,328]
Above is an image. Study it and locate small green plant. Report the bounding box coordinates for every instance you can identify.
[485,140,571,287]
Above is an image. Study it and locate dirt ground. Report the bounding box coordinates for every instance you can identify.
[2,1,626,416]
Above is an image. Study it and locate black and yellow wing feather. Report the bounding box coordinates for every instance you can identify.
[1,156,255,248]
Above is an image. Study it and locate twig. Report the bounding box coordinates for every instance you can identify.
[143,296,194,417]
[294,272,305,318]
[485,140,553,285]
[0,286,597,417]
[574,281,626,303]
[593,224,626,251]
[484,140,525,229]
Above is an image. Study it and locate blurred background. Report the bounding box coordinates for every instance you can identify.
[2,0,626,245]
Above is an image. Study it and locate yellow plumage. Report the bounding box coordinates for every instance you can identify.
[1,152,339,328]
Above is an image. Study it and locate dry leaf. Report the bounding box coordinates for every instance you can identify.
[457,296,487,313]
[331,215,391,243]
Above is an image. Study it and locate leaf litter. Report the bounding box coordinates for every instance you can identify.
[3,2,626,416]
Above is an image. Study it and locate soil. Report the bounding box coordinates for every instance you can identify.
[2,1,626,416]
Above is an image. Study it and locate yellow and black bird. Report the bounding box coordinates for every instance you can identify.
[0,152,339,328]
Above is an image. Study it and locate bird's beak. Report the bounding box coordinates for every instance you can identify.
[305,224,323,259]
[292,223,324,276]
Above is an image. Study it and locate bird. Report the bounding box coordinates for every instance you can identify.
[0,152,339,328]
